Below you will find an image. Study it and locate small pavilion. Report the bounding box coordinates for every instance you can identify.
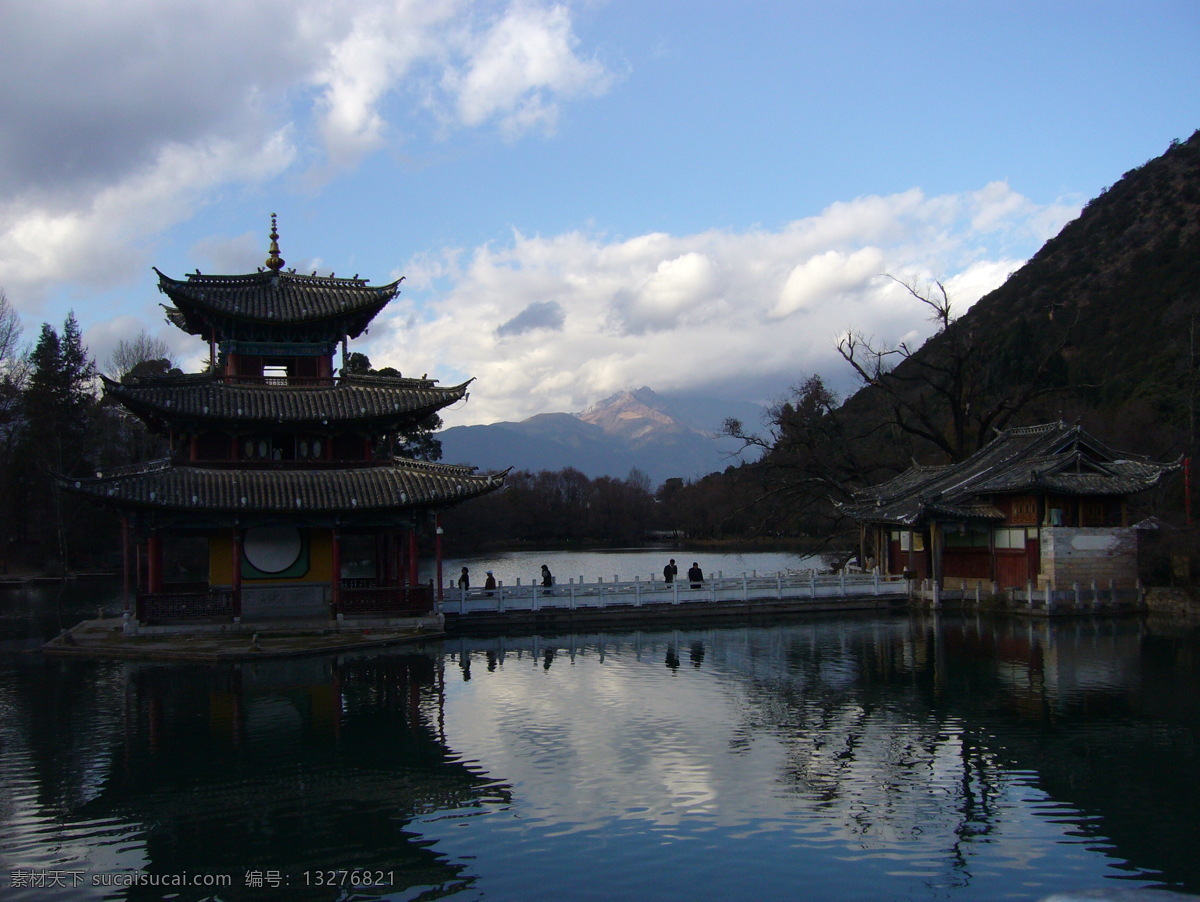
[66,217,504,626]
[843,422,1177,592]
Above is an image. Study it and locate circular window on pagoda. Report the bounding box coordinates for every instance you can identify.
[243,439,254,459]
[257,439,269,459]
[243,526,304,574]
[311,439,322,458]
[298,438,309,459]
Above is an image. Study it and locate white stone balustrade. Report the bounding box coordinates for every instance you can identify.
[442,569,906,614]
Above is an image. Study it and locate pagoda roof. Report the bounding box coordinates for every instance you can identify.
[63,457,505,518]
[843,422,1179,527]
[156,268,401,343]
[101,372,471,432]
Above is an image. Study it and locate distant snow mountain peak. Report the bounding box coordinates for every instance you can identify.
[577,387,694,446]
[438,386,762,487]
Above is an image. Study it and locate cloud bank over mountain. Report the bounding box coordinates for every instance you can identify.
[379,184,1077,425]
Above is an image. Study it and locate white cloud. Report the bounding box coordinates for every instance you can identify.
[611,252,720,334]
[772,248,884,318]
[442,2,613,135]
[0,130,296,303]
[365,187,1078,426]
[311,1,463,170]
[0,0,612,309]
[968,181,1034,233]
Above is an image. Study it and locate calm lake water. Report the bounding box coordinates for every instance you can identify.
[1,569,1199,901]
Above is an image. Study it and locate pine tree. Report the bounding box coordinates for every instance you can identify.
[15,314,100,571]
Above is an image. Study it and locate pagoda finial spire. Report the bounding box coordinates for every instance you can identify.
[265,213,285,273]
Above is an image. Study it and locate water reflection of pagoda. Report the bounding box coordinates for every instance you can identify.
[72,652,508,900]
[67,218,504,626]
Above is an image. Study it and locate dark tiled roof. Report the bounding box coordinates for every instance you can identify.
[63,458,505,514]
[156,269,400,341]
[844,422,1178,526]
[101,373,471,430]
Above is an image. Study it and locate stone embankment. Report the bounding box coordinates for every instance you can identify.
[1144,587,1200,619]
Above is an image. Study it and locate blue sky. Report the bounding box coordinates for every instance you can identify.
[1,0,1196,426]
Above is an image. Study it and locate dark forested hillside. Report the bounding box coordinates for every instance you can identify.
[842,130,1200,466]
[708,131,1200,542]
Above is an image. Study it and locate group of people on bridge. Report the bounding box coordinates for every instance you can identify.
[661,559,705,589]
[458,563,557,594]
[455,559,707,593]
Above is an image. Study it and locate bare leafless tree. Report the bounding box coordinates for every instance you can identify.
[104,330,176,380]
[0,288,22,370]
[836,275,1073,463]
[0,288,28,435]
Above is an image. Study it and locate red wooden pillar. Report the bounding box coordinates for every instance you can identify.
[121,517,131,614]
[376,533,388,586]
[435,515,444,604]
[232,528,243,619]
[147,534,164,593]
[408,530,419,597]
[134,539,144,621]
[1186,456,1193,527]
[331,529,342,618]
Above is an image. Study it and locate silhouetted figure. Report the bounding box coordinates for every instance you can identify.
[484,571,496,595]
[458,567,470,590]
[541,564,553,592]
[663,559,678,583]
[688,562,704,588]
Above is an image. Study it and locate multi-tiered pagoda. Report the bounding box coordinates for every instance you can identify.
[68,218,503,626]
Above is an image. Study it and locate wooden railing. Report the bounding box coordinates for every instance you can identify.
[220,376,336,387]
[138,588,235,624]
[340,582,434,616]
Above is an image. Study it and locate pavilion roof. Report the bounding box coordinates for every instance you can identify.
[63,457,505,517]
[101,373,471,432]
[156,268,400,343]
[843,422,1178,527]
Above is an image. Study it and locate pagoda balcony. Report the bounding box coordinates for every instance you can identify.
[137,585,236,624]
[339,579,434,616]
[220,375,336,387]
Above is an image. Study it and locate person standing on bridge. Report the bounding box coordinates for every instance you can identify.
[663,559,678,583]
[688,562,704,588]
[541,564,554,593]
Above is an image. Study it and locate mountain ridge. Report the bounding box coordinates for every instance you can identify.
[438,387,760,486]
